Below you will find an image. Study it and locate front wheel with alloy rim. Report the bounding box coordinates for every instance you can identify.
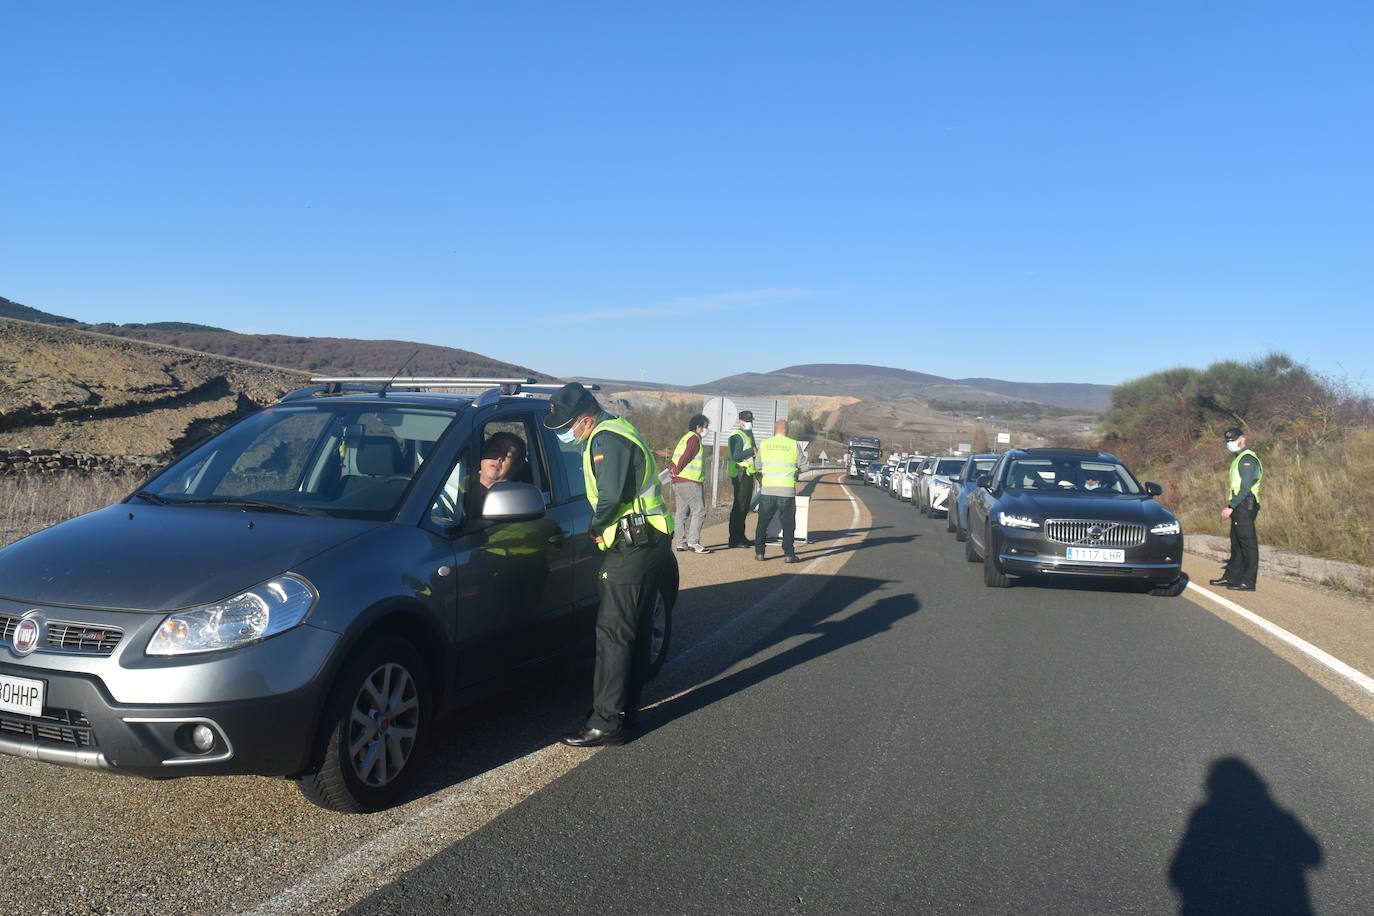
[983,529,1011,587]
[296,636,430,813]
[965,528,982,562]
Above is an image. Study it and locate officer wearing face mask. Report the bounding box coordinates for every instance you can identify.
[545,382,673,747]
[1209,427,1263,592]
[726,410,759,548]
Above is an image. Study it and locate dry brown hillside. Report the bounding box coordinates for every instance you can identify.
[1,317,310,457]
[91,326,552,380]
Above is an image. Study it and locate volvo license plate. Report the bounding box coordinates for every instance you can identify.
[0,673,45,716]
[1067,547,1125,563]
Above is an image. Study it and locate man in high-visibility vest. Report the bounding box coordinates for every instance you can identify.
[726,410,759,548]
[669,413,712,554]
[545,382,674,747]
[1209,426,1263,591]
[754,418,809,563]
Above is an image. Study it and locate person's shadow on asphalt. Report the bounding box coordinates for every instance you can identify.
[1168,756,1323,915]
[636,589,920,737]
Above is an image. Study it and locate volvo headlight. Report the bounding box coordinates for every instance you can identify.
[998,512,1040,529]
[147,574,317,656]
[1150,520,1181,536]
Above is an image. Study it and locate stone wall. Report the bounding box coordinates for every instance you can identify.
[0,447,162,476]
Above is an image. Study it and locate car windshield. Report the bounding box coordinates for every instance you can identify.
[851,447,880,460]
[1003,458,1140,494]
[935,458,964,476]
[139,402,461,521]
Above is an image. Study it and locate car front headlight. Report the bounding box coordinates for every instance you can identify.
[1150,520,1182,536]
[147,574,317,656]
[998,512,1040,529]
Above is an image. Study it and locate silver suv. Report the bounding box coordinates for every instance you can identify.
[0,378,677,812]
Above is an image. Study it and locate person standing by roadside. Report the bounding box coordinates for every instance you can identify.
[754,418,809,563]
[1210,426,1263,592]
[670,413,712,554]
[544,382,673,747]
[727,410,759,548]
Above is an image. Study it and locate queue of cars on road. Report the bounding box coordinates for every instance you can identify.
[863,445,1186,597]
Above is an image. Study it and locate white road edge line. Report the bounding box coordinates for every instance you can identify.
[242,473,864,916]
[1186,581,1374,697]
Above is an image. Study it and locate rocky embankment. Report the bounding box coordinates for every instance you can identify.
[0,447,161,476]
[0,316,310,460]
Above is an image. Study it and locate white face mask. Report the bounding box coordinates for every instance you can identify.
[1226,440,1243,454]
[742,422,752,431]
[557,418,585,445]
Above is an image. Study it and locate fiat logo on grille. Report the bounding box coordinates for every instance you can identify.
[12,612,46,657]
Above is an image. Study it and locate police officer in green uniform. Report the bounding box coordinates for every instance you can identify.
[727,410,758,547]
[545,382,674,747]
[1210,427,1263,591]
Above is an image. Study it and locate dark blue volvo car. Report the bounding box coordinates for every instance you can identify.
[964,448,1184,595]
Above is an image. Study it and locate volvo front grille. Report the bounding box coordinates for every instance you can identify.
[1045,520,1146,548]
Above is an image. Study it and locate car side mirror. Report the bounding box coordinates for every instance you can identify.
[482,481,546,522]
[976,474,992,490]
[1144,481,1163,497]
[922,467,933,475]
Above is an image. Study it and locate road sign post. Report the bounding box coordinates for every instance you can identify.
[701,396,738,507]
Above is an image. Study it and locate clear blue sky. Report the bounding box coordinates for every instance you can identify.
[3,2,1370,389]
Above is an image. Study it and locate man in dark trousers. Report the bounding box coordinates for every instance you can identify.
[726,410,758,547]
[545,382,673,747]
[1210,426,1263,591]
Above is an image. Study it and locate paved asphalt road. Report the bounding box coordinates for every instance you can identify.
[5,475,1374,914]
[347,482,1374,914]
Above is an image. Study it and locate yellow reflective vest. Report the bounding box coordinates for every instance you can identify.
[582,416,672,549]
[671,431,706,482]
[757,434,800,493]
[727,427,757,478]
[1228,448,1263,504]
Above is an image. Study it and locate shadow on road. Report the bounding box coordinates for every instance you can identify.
[1168,756,1322,915]
[637,582,918,737]
[401,572,904,808]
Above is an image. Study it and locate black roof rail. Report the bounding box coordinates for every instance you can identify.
[517,383,600,395]
[1017,447,1102,456]
[305,376,539,397]
[281,383,386,401]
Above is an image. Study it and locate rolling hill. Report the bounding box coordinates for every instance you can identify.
[697,363,1112,411]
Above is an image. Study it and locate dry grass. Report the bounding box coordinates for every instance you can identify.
[1145,427,1374,567]
[0,472,144,548]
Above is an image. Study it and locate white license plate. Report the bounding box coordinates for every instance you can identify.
[1067,547,1125,563]
[0,673,45,717]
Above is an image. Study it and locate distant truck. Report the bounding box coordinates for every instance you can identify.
[846,436,882,479]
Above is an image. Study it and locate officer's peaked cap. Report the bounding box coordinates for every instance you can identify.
[1223,426,1244,441]
[738,410,754,421]
[544,382,600,430]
